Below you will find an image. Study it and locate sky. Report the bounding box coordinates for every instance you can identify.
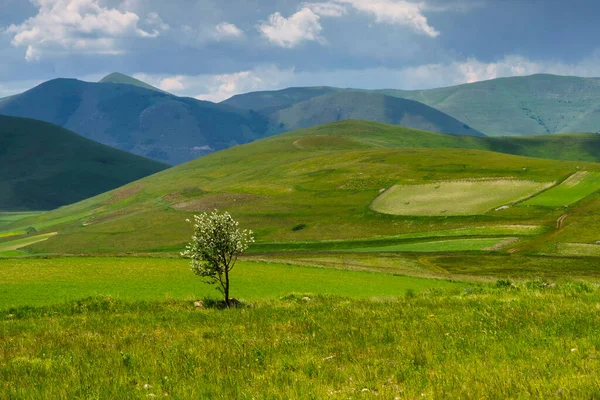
[2,0,600,102]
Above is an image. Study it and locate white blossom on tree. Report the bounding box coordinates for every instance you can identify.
[181,210,254,306]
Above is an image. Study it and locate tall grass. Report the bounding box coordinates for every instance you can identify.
[2,282,600,398]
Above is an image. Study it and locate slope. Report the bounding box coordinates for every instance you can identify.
[99,72,164,93]
[222,86,339,113]
[0,79,270,165]
[272,92,484,136]
[6,120,600,256]
[378,74,600,136]
[0,115,168,211]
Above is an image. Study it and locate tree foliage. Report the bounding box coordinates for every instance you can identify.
[181,211,254,305]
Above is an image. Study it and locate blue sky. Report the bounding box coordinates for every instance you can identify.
[1,0,600,101]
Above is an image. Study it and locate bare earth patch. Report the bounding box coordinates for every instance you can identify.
[105,184,144,205]
[172,193,263,212]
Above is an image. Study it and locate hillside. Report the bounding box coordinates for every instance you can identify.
[0,115,168,211]
[225,74,600,137]
[223,86,339,113]
[99,72,164,93]
[4,120,600,257]
[0,79,270,165]
[379,74,600,136]
[271,92,484,136]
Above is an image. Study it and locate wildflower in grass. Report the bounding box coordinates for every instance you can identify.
[181,210,254,306]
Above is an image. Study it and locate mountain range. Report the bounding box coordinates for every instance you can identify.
[226,74,600,137]
[2,73,600,166]
[0,74,484,164]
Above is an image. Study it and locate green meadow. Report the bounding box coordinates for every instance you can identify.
[3,283,600,399]
[0,257,460,309]
[2,120,600,398]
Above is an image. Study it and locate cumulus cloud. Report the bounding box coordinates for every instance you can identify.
[258,8,323,48]
[4,0,166,61]
[213,22,244,40]
[331,0,440,37]
[159,76,185,91]
[133,66,295,102]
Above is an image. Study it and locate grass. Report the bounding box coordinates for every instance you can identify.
[346,237,513,253]
[522,171,600,207]
[3,283,600,398]
[0,233,57,252]
[249,225,544,253]
[1,120,599,260]
[0,257,459,309]
[372,179,552,216]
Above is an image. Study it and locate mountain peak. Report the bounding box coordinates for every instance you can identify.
[99,72,163,93]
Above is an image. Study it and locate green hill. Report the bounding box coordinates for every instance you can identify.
[271,92,484,137]
[99,72,164,93]
[0,115,168,211]
[5,120,600,257]
[0,79,270,165]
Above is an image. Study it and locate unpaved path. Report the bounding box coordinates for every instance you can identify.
[556,214,569,229]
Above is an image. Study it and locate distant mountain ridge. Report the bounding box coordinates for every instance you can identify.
[0,78,270,165]
[0,115,167,211]
[0,74,486,164]
[270,91,484,137]
[223,74,600,137]
[99,73,165,93]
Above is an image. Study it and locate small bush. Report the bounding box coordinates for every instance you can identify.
[292,224,307,232]
[496,279,514,289]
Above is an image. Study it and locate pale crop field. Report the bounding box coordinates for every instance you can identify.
[346,237,515,253]
[521,171,600,207]
[371,179,552,216]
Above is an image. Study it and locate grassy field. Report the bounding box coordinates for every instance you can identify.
[0,257,460,309]
[3,283,600,398]
[2,121,597,257]
[372,179,551,216]
[522,171,600,207]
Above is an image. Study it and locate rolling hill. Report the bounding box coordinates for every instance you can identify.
[224,74,600,137]
[4,120,600,256]
[0,115,168,211]
[0,78,270,165]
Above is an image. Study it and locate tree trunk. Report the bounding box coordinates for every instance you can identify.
[224,268,230,306]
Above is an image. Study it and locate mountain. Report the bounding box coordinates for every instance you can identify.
[0,115,168,211]
[224,74,600,137]
[223,87,339,113]
[377,74,600,136]
[8,120,600,255]
[270,92,484,136]
[99,72,164,93]
[0,78,270,165]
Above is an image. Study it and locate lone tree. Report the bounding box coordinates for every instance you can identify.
[181,211,254,306]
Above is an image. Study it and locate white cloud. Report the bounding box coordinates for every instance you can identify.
[332,0,440,37]
[4,0,166,61]
[303,2,348,17]
[132,66,296,102]
[213,22,244,40]
[146,12,170,31]
[258,8,323,48]
[159,76,185,92]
